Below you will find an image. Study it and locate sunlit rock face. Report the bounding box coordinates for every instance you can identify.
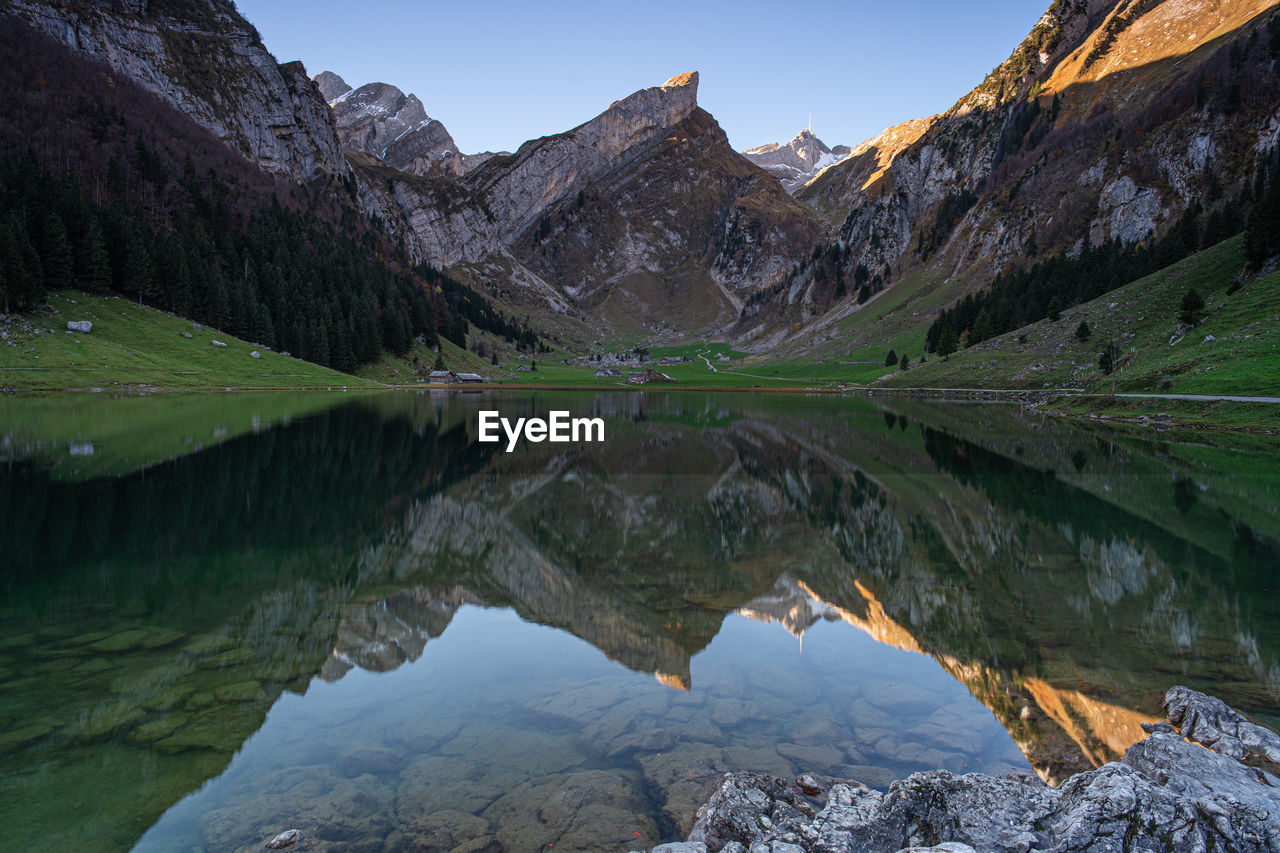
[748,0,1280,348]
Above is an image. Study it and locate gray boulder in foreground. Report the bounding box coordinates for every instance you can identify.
[67,320,91,333]
[660,687,1280,853]
[1165,684,1280,766]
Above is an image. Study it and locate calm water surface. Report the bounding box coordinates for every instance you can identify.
[1,391,1277,852]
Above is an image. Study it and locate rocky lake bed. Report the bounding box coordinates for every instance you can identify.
[242,685,1280,853]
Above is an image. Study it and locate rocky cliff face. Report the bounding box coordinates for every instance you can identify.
[741,129,851,193]
[354,71,825,332]
[7,0,346,182]
[758,0,1280,349]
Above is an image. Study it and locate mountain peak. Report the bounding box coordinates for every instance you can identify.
[597,71,701,141]
[312,70,352,104]
[741,128,849,194]
[662,71,699,91]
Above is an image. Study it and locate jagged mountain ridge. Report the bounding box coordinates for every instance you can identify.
[10,0,1277,357]
[5,0,823,342]
[352,71,826,334]
[741,129,852,193]
[314,70,499,178]
[751,0,1280,350]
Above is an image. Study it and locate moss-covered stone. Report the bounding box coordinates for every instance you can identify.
[0,721,56,752]
[72,658,116,675]
[182,634,236,655]
[63,631,112,647]
[140,628,187,649]
[32,647,86,660]
[153,704,267,754]
[66,704,146,740]
[34,657,81,673]
[0,676,43,694]
[213,680,262,703]
[128,715,185,744]
[89,628,152,652]
[0,632,36,650]
[186,691,216,710]
[199,647,254,668]
[141,684,197,711]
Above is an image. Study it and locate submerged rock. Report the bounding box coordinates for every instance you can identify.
[399,809,492,851]
[482,769,659,852]
[336,747,403,779]
[657,687,1280,853]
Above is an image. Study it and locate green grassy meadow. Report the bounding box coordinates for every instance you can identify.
[883,237,1280,397]
[1,292,384,391]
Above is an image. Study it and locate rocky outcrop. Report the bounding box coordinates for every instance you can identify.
[316,72,496,179]
[470,71,705,241]
[742,129,851,193]
[356,71,825,330]
[798,116,936,224]
[1165,685,1280,767]
[7,0,346,182]
[665,687,1280,853]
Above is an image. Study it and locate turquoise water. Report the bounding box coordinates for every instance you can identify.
[1,391,1277,851]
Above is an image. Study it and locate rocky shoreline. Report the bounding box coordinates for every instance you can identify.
[252,686,1280,853]
[642,686,1280,853]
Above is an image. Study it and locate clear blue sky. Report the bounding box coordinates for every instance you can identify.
[235,0,1049,155]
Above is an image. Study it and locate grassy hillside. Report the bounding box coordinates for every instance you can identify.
[884,236,1280,396]
[1,291,385,391]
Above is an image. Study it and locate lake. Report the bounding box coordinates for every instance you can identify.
[1,390,1277,852]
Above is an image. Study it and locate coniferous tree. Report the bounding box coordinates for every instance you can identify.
[122,227,155,305]
[936,322,958,359]
[79,214,112,292]
[1179,288,1205,325]
[2,209,45,311]
[1099,341,1121,375]
[39,211,74,291]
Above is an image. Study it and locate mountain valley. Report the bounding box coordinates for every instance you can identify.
[2,0,1278,400]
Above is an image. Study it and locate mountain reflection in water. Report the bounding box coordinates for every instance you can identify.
[0,390,1276,852]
